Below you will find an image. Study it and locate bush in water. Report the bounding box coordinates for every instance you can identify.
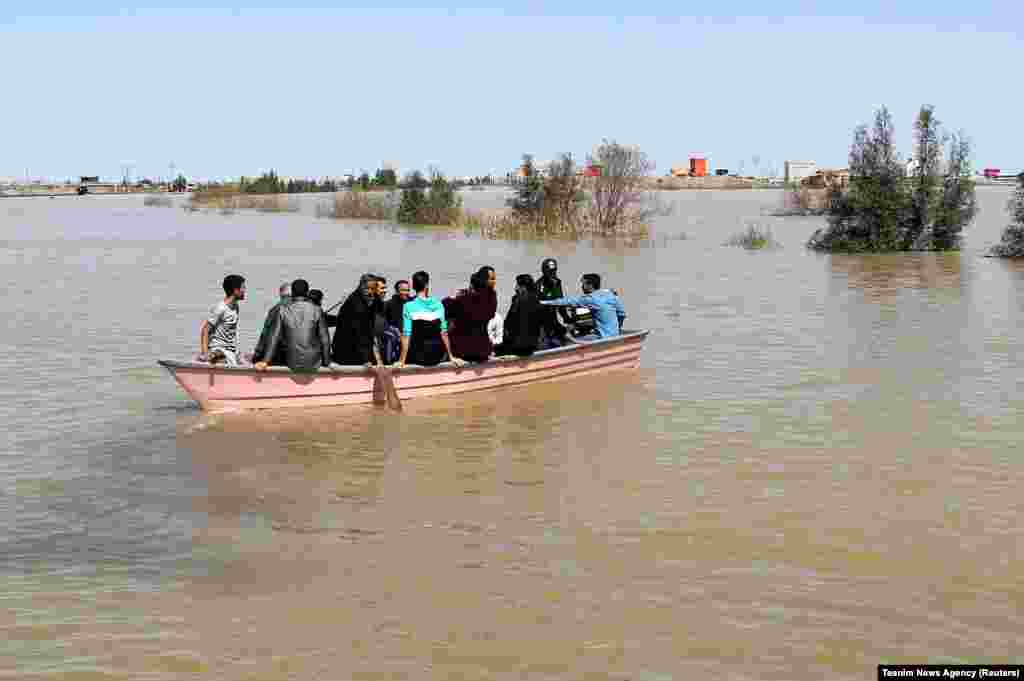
[990,174,1024,257]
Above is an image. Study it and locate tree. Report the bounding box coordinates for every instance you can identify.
[932,132,976,250]
[585,139,657,234]
[424,170,461,225]
[990,173,1024,257]
[906,105,945,248]
[809,105,976,252]
[543,153,586,227]
[809,106,907,251]
[397,171,426,223]
[507,154,544,217]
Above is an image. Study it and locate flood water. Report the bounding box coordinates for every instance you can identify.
[2,188,1022,679]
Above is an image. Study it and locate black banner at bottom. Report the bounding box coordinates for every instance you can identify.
[879,666,1023,681]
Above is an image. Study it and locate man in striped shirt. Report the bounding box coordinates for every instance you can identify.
[198,274,246,365]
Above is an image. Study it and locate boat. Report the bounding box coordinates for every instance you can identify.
[158,329,648,413]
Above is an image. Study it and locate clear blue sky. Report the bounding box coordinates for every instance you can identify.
[1,2,1020,181]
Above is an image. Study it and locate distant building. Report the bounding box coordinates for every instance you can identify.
[784,161,817,184]
[689,155,708,177]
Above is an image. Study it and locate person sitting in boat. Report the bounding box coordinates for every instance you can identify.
[251,282,290,366]
[539,273,625,341]
[198,274,246,365]
[255,279,331,372]
[397,270,464,368]
[537,258,573,349]
[448,266,498,363]
[494,274,542,357]
[330,274,384,367]
[370,274,389,352]
[380,279,412,364]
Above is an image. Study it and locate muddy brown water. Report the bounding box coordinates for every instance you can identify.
[2,189,1022,679]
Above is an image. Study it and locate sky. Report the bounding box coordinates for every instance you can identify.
[1,2,1021,181]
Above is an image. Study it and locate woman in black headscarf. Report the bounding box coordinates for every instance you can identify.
[494,274,541,357]
[448,266,498,363]
[330,274,383,366]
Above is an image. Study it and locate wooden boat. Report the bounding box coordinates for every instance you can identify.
[158,330,648,413]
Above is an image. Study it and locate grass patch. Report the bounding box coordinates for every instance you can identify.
[188,190,298,214]
[317,190,397,220]
[724,223,780,250]
[458,208,651,242]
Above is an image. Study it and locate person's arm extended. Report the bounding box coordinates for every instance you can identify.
[199,320,210,357]
[440,331,465,367]
[554,283,574,325]
[255,311,284,370]
[540,294,588,308]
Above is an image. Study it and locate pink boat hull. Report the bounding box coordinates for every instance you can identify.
[159,330,648,412]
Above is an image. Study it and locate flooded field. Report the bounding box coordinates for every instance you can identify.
[1,188,1022,679]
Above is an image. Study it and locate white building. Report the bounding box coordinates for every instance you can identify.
[784,160,817,184]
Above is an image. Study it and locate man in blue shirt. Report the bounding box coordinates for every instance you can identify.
[539,273,626,340]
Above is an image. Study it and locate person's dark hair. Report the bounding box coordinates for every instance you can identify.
[223,274,245,296]
[371,274,386,286]
[411,271,429,293]
[394,279,409,293]
[291,278,310,298]
[515,273,536,293]
[582,273,601,290]
[470,266,494,291]
[309,289,324,306]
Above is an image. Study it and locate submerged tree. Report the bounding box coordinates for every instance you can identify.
[990,173,1024,257]
[542,153,587,227]
[809,105,975,252]
[585,139,657,234]
[931,132,976,250]
[905,105,945,249]
[397,171,426,223]
[396,170,461,225]
[507,154,544,217]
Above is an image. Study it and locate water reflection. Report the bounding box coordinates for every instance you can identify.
[828,252,964,303]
